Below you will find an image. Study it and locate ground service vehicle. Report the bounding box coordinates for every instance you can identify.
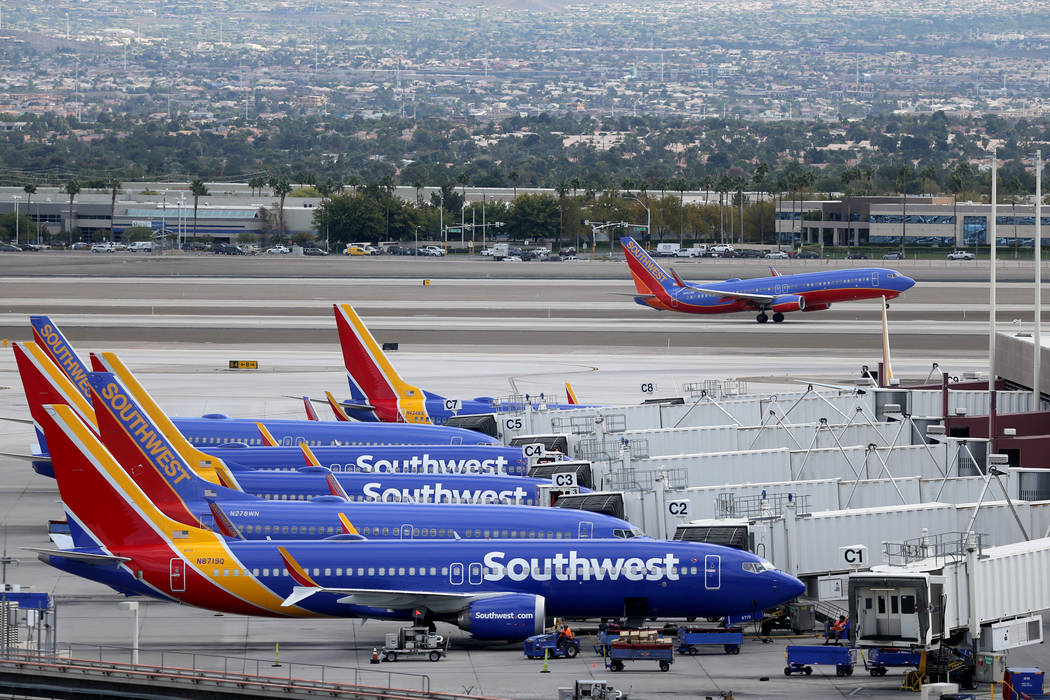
[524,633,580,659]
[382,625,448,662]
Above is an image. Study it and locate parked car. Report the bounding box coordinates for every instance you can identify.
[765,250,789,259]
[302,247,328,256]
[845,253,868,259]
[385,245,410,255]
[676,246,706,258]
[947,250,975,261]
[128,241,153,253]
[0,242,21,252]
[212,243,243,255]
[421,245,446,257]
[710,244,735,255]
[735,249,764,258]
[882,251,905,260]
[559,246,577,256]
[71,242,91,250]
[266,245,291,255]
[91,242,116,253]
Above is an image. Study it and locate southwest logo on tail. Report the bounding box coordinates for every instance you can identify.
[333,303,587,424]
[621,237,915,324]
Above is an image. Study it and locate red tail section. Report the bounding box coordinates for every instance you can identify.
[332,304,405,423]
[14,342,98,452]
[302,397,319,421]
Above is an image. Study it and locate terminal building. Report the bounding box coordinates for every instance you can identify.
[776,196,1050,249]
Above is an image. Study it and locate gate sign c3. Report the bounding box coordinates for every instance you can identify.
[552,472,577,489]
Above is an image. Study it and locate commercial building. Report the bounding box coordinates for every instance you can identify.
[775,196,1049,249]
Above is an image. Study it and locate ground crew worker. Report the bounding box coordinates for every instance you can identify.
[826,616,847,645]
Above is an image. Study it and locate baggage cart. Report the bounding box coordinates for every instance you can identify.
[864,647,921,677]
[604,640,674,672]
[676,626,743,655]
[784,644,854,677]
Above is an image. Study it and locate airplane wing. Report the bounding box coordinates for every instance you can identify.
[676,285,776,304]
[283,585,503,612]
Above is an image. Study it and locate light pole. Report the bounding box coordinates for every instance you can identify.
[439,190,444,254]
[12,195,19,246]
[161,190,167,250]
[414,224,419,252]
[461,201,467,248]
[627,196,651,251]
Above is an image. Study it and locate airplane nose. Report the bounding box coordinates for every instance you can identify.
[902,275,916,290]
[770,572,806,606]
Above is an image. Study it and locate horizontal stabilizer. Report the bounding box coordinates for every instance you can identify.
[0,416,34,425]
[24,547,130,565]
[0,451,49,463]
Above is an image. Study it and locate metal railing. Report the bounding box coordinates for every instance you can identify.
[1,643,434,695]
[883,531,986,567]
[606,467,688,492]
[716,492,811,520]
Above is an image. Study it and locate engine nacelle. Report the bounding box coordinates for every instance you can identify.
[455,593,545,640]
[802,302,831,312]
[770,294,805,313]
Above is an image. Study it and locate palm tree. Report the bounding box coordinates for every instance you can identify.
[701,175,714,206]
[672,176,688,245]
[268,175,292,239]
[107,178,122,242]
[63,179,81,246]
[555,180,570,251]
[897,164,914,256]
[919,165,938,196]
[23,183,36,241]
[509,170,520,198]
[1004,175,1023,258]
[248,175,266,197]
[189,178,209,241]
[753,163,769,245]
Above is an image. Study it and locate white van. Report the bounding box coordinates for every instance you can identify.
[654,243,681,257]
[128,241,153,252]
[676,245,707,258]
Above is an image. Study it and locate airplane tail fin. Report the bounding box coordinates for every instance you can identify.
[620,237,677,301]
[90,352,242,490]
[565,382,578,405]
[302,397,319,421]
[769,265,781,277]
[13,342,99,455]
[87,372,250,528]
[39,404,213,551]
[30,316,93,401]
[324,391,352,422]
[333,303,431,423]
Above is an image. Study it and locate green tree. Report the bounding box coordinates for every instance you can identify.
[897,164,914,255]
[505,193,560,241]
[248,176,266,197]
[752,164,769,244]
[122,226,153,242]
[269,175,292,236]
[22,182,36,242]
[107,178,122,242]
[313,191,384,246]
[190,178,209,240]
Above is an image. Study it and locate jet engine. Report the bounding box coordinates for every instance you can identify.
[802,303,831,312]
[455,593,546,640]
[769,295,806,313]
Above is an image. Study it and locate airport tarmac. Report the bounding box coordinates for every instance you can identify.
[0,254,1046,698]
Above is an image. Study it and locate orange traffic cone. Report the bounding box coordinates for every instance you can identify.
[370,647,380,664]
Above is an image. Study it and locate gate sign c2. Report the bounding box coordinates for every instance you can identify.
[522,443,545,459]
[667,500,690,517]
[552,472,578,489]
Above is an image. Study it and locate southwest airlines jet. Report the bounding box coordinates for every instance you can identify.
[35,403,805,639]
[86,372,631,541]
[14,342,566,506]
[334,303,586,424]
[28,316,497,445]
[622,237,915,323]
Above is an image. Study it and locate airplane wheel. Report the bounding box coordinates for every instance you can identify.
[757,313,769,323]
[772,313,785,323]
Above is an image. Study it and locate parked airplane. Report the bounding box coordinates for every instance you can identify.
[15,342,571,506]
[36,403,805,637]
[621,237,916,323]
[87,372,628,540]
[26,316,499,444]
[333,304,585,424]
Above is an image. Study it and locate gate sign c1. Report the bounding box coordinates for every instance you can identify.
[667,499,690,517]
[522,443,545,459]
[552,471,578,489]
[841,544,867,567]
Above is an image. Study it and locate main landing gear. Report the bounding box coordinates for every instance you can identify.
[755,313,786,324]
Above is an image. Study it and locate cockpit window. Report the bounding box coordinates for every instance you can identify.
[742,559,776,573]
[888,273,899,278]
[613,528,643,539]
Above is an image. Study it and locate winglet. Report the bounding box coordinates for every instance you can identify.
[325,471,350,501]
[564,382,578,406]
[324,391,352,422]
[302,397,319,421]
[281,586,321,608]
[769,265,781,277]
[337,512,359,536]
[207,501,245,540]
[256,422,280,447]
[277,546,318,587]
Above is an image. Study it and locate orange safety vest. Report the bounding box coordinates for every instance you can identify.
[832,619,846,633]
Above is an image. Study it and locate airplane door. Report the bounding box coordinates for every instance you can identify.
[169,558,186,592]
[400,524,413,539]
[468,562,483,585]
[578,521,593,539]
[450,562,464,585]
[872,271,880,288]
[670,289,679,309]
[450,436,462,445]
[704,554,721,590]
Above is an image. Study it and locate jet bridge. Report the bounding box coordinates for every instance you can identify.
[849,532,1050,653]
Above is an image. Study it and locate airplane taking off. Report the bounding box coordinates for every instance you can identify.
[621,237,916,323]
[333,304,586,424]
[35,402,805,637]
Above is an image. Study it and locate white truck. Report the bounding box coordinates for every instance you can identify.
[484,243,510,259]
[654,243,681,257]
[675,245,707,258]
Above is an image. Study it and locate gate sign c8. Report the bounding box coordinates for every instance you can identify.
[639,381,659,394]
[552,472,578,489]
[667,499,690,517]
[522,443,545,459]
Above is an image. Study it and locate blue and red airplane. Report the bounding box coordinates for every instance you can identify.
[34,401,805,639]
[622,237,916,323]
[26,316,499,447]
[86,371,630,541]
[15,341,572,506]
[333,303,585,424]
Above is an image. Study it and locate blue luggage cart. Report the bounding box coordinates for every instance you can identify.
[865,647,921,677]
[785,645,854,677]
[676,627,743,655]
[593,628,621,656]
[605,642,674,672]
